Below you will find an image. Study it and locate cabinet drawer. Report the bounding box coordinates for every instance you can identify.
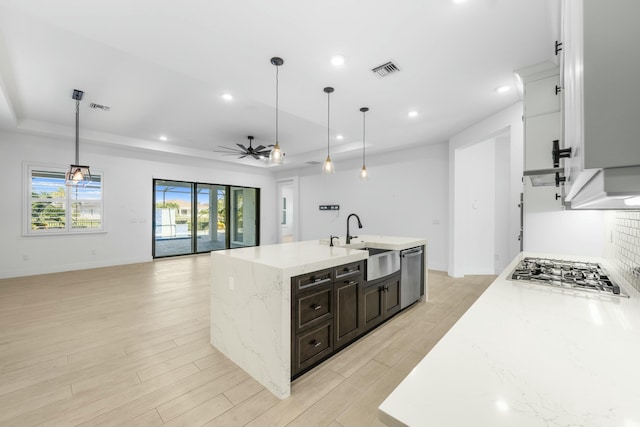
[296,286,333,331]
[294,268,332,291]
[295,322,333,372]
[334,261,363,280]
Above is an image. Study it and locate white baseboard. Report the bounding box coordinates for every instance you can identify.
[0,255,152,279]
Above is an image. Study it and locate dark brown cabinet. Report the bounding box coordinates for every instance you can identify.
[334,276,362,349]
[291,262,403,378]
[291,260,364,377]
[360,273,401,334]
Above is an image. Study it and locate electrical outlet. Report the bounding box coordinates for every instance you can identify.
[228,276,235,291]
[22,254,29,261]
[91,249,96,256]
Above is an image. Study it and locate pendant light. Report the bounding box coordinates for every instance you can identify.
[65,89,92,186]
[359,107,369,180]
[322,87,335,174]
[269,57,284,164]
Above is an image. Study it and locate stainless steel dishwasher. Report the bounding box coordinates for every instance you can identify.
[400,246,423,309]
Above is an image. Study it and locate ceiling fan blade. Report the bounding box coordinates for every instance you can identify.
[237,143,247,151]
[254,145,266,151]
[215,146,241,152]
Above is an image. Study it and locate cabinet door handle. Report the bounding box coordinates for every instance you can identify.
[555,40,563,55]
[312,304,322,311]
[343,267,350,272]
[311,340,322,348]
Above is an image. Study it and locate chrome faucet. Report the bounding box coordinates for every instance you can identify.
[346,213,363,244]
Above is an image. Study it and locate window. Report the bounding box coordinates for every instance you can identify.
[26,165,103,235]
[152,179,259,258]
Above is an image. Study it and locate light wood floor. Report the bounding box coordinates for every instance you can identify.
[0,255,494,427]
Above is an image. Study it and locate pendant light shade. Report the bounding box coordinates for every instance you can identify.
[359,107,369,181]
[65,89,92,186]
[269,57,284,164]
[322,87,335,174]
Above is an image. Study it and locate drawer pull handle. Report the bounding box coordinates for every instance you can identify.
[312,340,322,348]
[343,267,350,272]
[312,304,322,311]
[345,280,357,285]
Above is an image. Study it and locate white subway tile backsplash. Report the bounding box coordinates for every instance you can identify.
[610,210,640,293]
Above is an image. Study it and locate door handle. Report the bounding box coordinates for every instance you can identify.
[312,304,322,311]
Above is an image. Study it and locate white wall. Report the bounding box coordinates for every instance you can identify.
[449,103,524,277]
[0,130,277,278]
[457,139,496,274]
[275,142,449,271]
[494,136,512,272]
[523,182,604,256]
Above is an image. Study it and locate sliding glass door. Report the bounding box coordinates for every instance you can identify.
[154,180,193,257]
[153,179,259,258]
[195,184,227,253]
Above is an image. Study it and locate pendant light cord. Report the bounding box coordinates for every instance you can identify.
[75,99,80,165]
[327,91,330,156]
[362,110,366,165]
[275,64,279,144]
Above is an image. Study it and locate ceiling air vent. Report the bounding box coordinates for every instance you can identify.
[306,161,321,165]
[89,103,111,111]
[371,61,400,78]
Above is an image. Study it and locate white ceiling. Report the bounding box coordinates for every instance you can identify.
[0,0,554,171]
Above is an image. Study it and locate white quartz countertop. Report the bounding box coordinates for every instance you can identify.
[379,253,640,427]
[212,235,426,272]
[338,234,427,251]
[211,240,367,273]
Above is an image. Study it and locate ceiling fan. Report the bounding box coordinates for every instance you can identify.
[214,136,273,160]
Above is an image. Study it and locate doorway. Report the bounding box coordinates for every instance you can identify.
[277,178,298,243]
[454,132,512,275]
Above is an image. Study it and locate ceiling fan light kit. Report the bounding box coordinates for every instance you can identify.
[65,89,92,187]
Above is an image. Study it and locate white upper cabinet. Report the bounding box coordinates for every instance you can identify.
[562,0,640,200]
[525,74,561,118]
[518,63,563,173]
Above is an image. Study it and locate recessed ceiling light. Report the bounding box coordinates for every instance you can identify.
[408,111,418,118]
[495,85,511,94]
[331,55,345,66]
[221,93,233,101]
[159,135,168,141]
[336,134,344,140]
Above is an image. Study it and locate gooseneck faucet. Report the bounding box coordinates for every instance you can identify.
[346,213,363,244]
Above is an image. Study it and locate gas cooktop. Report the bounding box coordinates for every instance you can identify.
[510,257,629,298]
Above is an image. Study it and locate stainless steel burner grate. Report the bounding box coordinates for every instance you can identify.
[510,257,629,298]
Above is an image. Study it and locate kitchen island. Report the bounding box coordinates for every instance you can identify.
[210,235,427,399]
[379,253,640,427]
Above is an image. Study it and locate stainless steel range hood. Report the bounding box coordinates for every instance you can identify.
[566,166,640,209]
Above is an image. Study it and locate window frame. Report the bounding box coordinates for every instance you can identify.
[24,163,105,236]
